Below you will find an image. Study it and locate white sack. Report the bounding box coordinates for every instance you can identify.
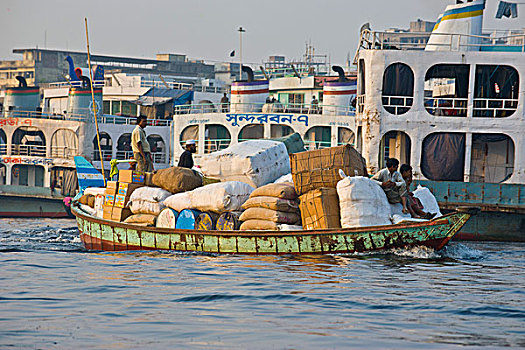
[130,186,172,203]
[199,140,290,188]
[129,199,165,215]
[163,192,192,212]
[277,224,303,231]
[274,173,293,184]
[84,187,106,196]
[391,214,428,225]
[188,181,254,213]
[94,194,104,218]
[413,185,442,217]
[79,203,97,216]
[337,176,391,228]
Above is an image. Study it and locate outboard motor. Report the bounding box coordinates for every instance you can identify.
[230,65,269,113]
[322,66,357,116]
[3,76,40,117]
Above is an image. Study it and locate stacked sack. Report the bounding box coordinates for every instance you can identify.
[290,145,367,229]
[239,182,301,231]
[125,186,171,226]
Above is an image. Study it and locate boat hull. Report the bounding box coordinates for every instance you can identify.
[0,194,70,218]
[72,204,473,255]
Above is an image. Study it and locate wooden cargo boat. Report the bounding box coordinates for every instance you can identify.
[71,203,477,255]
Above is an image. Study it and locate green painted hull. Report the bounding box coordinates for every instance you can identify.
[72,204,475,255]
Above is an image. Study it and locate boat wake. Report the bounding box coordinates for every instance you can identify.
[389,242,483,260]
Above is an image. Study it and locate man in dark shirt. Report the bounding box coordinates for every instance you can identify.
[178,139,196,168]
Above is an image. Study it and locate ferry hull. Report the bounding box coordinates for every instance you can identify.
[0,194,70,218]
[72,204,475,255]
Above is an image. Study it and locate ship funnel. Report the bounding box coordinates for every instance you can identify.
[241,65,254,82]
[332,66,347,82]
[16,76,28,88]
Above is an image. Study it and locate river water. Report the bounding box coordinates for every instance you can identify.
[1,218,524,349]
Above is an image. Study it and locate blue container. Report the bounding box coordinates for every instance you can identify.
[175,209,202,230]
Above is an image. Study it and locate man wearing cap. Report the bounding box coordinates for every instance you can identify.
[178,139,196,168]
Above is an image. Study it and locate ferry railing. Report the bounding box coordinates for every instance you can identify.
[304,140,332,150]
[11,144,47,157]
[3,110,88,122]
[381,95,413,114]
[0,144,7,155]
[424,97,468,117]
[50,146,79,159]
[93,150,113,161]
[174,102,355,116]
[97,115,171,127]
[151,152,166,163]
[357,29,525,54]
[116,150,133,160]
[472,97,519,118]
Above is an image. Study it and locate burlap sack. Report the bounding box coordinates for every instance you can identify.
[242,196,299,213]
[239,207,300,224]
[250,182,297,200]
[240,219,279,231]
[124,214,157,226]
[150,167,202,194]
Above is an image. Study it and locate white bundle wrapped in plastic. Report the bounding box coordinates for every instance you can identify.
[163,192,192,212]
[413,185,442,217]
[188,181,255,213]
[130,200,165,216]
[198,140,291,188]
[337,175,391,228]
[130,187,172,202]
[274,173,293,184]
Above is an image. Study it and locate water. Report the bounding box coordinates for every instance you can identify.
[1,219,524,349]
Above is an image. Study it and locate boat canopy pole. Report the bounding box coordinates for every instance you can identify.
[84,17,106,186]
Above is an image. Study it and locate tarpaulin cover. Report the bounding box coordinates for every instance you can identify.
[134,88,193,106]
[421,133,465,181]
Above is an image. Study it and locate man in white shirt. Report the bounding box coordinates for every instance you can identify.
[131,116,153,172]
[371,157,408,213]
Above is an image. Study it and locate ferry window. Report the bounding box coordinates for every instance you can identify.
[305,126,331,150]
[116,133,132,160]
[11,165,44,187]
[180,125,199,149]
[50,167,78,196]
[147,134,166,162]
[424,64,469,117]
[239,124,264,141]
[11,127,46,157]
[51,129,78,159]
[470,134,514,183]
[205,124,231,153]
[12,165,29,186]
[121,101,137,117]
[288,93,305,107]
[379,131,411,168]
[270,125,294,138]
[473,65,519,118]
[103,101,110,115]
[111,101,121,115]
[358,59,366,113]
[93,132,112,161]
[0,164,5,185]
[382,63,414,115]
[338,127,355,146]
[0,129,6,155]
[421,132,465,181]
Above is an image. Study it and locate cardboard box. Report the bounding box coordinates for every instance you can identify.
[118,182,142,196]
[107,181,118,191]
[290,145,368,196]
[104,194,115,206]
[103,205,113,220]
[299,188,341,230]
[111,207,132,222]
[114,194,130,208]
[119,170,145,184]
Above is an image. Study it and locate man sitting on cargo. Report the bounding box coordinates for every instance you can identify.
[178,139,196,169]
[372,157,409,214]
[132,115,154,172]
[400,164,436,220]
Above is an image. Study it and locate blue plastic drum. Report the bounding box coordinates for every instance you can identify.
[175,209,202,230]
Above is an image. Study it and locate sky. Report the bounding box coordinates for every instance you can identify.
[0,0,523,66]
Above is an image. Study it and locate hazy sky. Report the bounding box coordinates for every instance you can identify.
[1,0,523,66]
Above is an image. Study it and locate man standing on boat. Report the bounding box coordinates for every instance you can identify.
[220,93,229,113]
[132,115,154,172]
[371,158,408,214]
[178,139,196,169]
